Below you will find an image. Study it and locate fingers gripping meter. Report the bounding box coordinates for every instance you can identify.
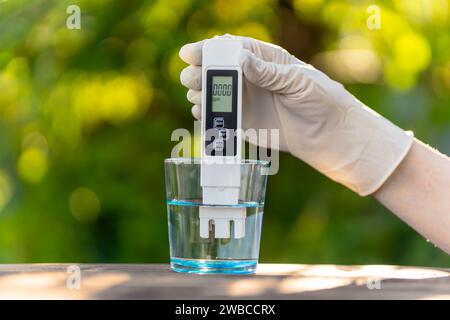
[199,38,245,239]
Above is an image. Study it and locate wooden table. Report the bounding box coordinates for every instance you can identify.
[0,264,449,299]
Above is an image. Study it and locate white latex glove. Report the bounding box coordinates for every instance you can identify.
[179,35,414,196]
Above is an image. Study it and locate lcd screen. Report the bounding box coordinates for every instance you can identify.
[212,76,233,112]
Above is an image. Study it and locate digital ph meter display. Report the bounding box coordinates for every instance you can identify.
[212,76,233,113]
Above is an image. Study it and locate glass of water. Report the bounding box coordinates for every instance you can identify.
[164,158,269,274]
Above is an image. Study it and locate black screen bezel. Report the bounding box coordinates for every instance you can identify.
[205,69,238,156]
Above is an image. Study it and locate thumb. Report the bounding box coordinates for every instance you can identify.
[239,49,300,94]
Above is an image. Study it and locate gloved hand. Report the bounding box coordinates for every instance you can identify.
[179,35,414,196]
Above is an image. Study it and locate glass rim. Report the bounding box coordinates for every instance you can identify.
[164,157,270,166]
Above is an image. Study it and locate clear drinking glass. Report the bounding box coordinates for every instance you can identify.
[164,158,269,274]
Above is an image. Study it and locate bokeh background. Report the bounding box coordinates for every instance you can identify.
[0,0,449,266]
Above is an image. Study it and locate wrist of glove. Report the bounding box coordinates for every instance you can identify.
[180,35,414,196]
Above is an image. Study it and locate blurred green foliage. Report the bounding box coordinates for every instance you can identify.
[0,0,449,266]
